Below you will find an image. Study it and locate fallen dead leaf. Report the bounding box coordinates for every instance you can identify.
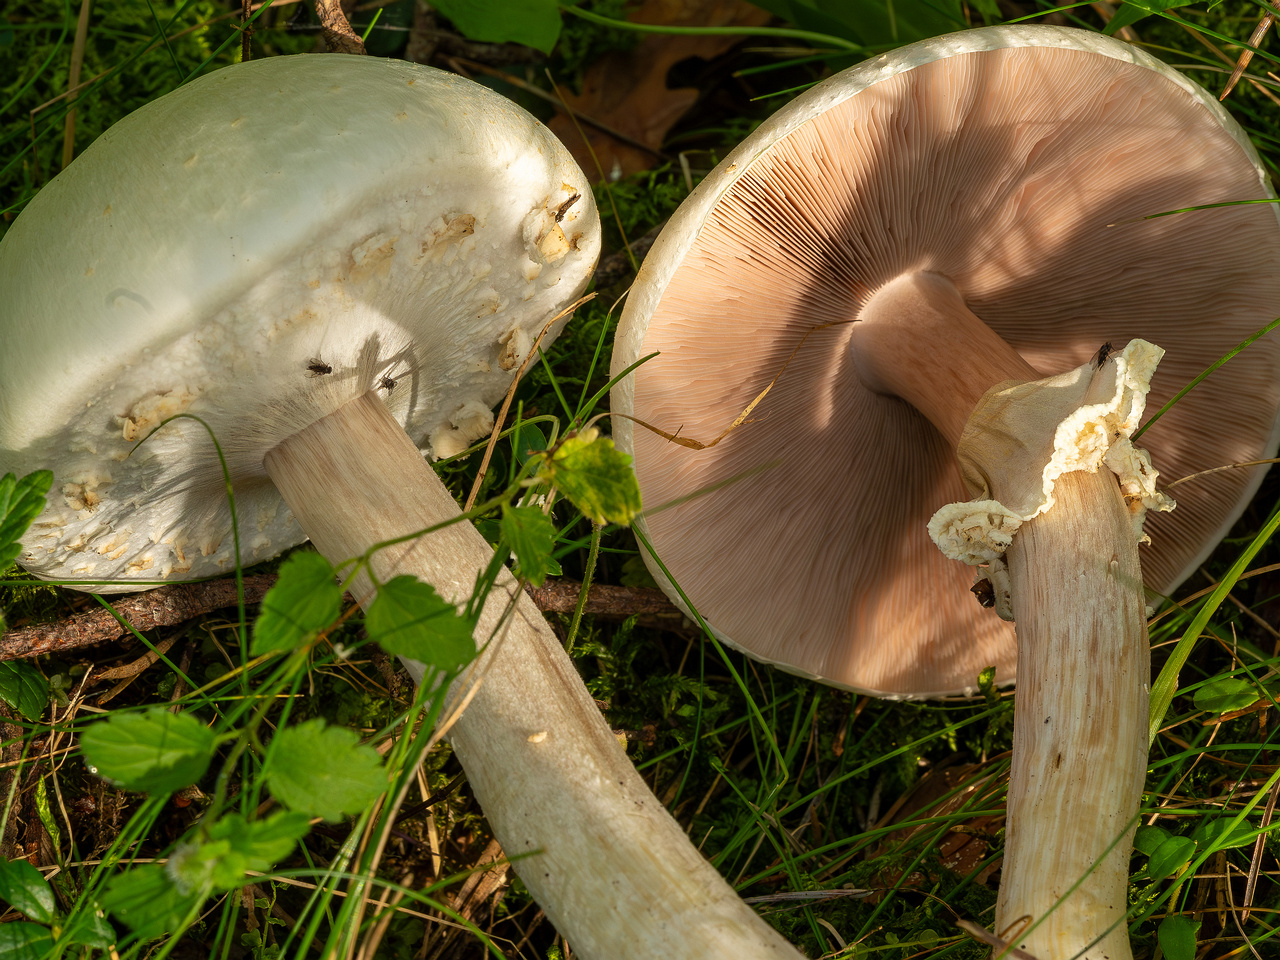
[550,0,771,180]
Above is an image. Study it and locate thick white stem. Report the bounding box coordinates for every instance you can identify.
[263,391,800,960]
[997,469,1147,960]
[852,273,1149,958]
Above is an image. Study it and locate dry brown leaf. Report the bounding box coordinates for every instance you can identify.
[550,0,771,180]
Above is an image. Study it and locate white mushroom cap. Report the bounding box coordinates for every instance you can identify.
[0,55,599,588]
[611,25,1280,697]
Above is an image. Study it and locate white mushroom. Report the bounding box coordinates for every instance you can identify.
[0,54,800,960]
[611,26,1280,960]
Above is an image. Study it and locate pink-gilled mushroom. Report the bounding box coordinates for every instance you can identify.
[0,55,801,960]
[611,25,1280,960]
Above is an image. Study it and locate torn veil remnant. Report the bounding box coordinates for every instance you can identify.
[612,25,1280,960]
[930,339,1175,619]
[0,54,800,960]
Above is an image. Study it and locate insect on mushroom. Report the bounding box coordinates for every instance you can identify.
[305,357,333,377]
[379,375,397,393]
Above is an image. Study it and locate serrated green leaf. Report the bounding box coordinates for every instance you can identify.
[0,858,55,924]
[252,551,342,655]
[1157,915,1200,960]
[1147,835,1196,881]
[81,708,215,795]
[100,863,201,939]
[431,0,560,52]
[207,810,310,873]
[366,576,475,671]
[539,428,641,525]
[0,921,53,958]
[266,719,385,822]
[501,504,556,586]
[1193,677,1258,715]
[0,661,48,722]
[1134,824,1170,857]
[0,471,53,570]
[1192,817,1256,850]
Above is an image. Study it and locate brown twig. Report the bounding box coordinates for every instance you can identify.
[0,576,681,660]
[0,575,276,660]
[314,0,366,54]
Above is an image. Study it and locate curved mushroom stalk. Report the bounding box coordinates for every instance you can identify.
[263,391,802,960]
[850,272,1162,960]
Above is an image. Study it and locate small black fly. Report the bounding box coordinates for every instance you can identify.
[379,375,397,393]
[305,358,333,378]
[1094,342,1114,366]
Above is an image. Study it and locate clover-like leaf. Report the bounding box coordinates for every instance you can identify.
[538,428,641,525]
[430,0,561,53]
[1147,835,1196,882]
[81,708,215,795]
[366,576,475,671]
[501,504,556,586]
[1133,824,1170,857]
[252,551,343,655]
[0,858,55,924]
[1157,915,1200,960]
[1193,677,1258,715]
[266,719,385,822]
[1191,817,1256,851]
[0,661,48,722]
[0,470,52,570]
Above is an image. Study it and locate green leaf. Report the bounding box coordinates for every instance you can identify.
[366,576,475,671]
[0,470,53,570]
[539,428,642,525]
[501,504,556,586]
[100,863,201,939]
[61,909,115,950]
[0,661,48,722]
[1147,835,1196,881]
[432,0,560,52]
[1104,0,1197,35]
[0,858,55,924]
[1133,824,1170,857]
[252,551,342,655]
[1192,817,1256,850]
[0,922,53,958]
[81,708,215,795]
[33,778,60,858]
[1157,915,1200,960]
[266,719,385,822]
[207,810,310,874]
[749,0,963,48]
[1193,677,1258,715]
[512,422,548,465]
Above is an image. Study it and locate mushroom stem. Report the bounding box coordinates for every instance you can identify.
[263,391,800,960]
[851,272,1148,959]
[999,468,1146,960]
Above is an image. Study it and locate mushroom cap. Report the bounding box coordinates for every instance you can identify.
[0,55,599,589]
[611,25,1280,698]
